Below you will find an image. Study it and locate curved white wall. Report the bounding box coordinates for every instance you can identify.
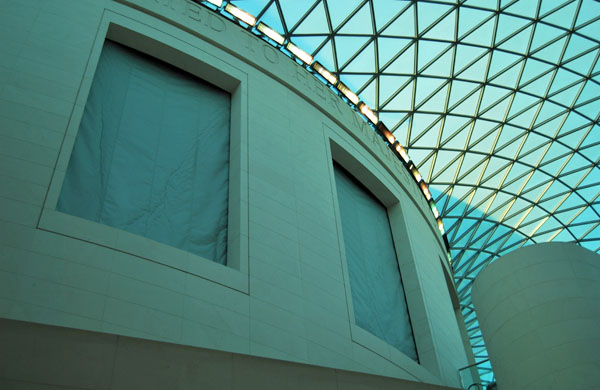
[472,242,600,390]
[0,0,469,387]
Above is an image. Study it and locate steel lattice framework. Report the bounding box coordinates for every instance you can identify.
[228,0,600,383]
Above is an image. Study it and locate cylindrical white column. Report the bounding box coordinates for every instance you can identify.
[471,242,600,390]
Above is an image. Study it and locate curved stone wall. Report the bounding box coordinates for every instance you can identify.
[0,0,469,387]
[472,242,600,390]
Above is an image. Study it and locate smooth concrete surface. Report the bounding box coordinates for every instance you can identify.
[0,318,458,390]
[472,242,600,390]
[0,0,468,387]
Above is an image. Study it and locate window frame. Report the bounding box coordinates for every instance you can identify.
[325,126,440,378]
[39,14,249,294]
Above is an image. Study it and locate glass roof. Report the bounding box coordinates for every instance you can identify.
[229,0,600,384]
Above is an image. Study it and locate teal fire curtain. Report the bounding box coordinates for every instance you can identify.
[334,164,418,361]
[58,41,231,265]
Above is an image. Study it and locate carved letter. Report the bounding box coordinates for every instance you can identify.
[262,44,279,64]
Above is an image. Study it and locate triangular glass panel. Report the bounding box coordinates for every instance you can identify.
[576,184,600,202]
[434,151,462,181]
[465,0,497,11]
[498,25,533,55]
[511,102,542,129]
[454,45,489,75]
[314,39,336,69]
[451,90,481,117]
[519,143,549,167]
[549,67,583,94]
[407,147,432,166]
[471,188,496,210]
[411,113,441,142]
[504,202,533,227]
[575,99,600,120]
[495,13,531,44]
[449,80,481,109]
[539,0,569,18]
[551,81,583,107]
[379,75,411,105]
[412,122,442,149]
[490,60,523,88]
[339,74,371,94]
[535,114,567,137]
[563,34,597,62]
[508,92,539,118]
[481,161,511,189]
[560,111,589,134]
[489,193,516,220]
[479,85,510,112]
[293,2,329,34]
[338,2,374,35]
[557,128,587,150]
[504,0,537,19]
[395,115,412,145]
[480,94,512,120]
[532,23,565,52]
[445,124,472,150]
[579,169,600,188]
[359,78,377,107]
[378,112,403,131]
[541,0,577,30]
[458,152,486,180]
[382,4,416,37]
[423,9,457,40]
[441,115,472,145]
[377,37,412,67]
[231,0,269,17]
[580,124,600,148]
[564,49,597,76]
[418,40,452,72]
[502,163,532,190]
[540,153,569,174]
[577,80,600,105]
[470,123,500,153]
[293,35,328,56]
[571,207,600,225]
[575,0,600,28]
[534,100,566,126]
[259,2,286,35]
[417,2,453,35]
[525,169,553,191]
[384,43,415,74]
[327,0,363,30]
[488,49,522,79]
[532,36,567,63]
[458,53,491,82]
[563,151,592,174]
[519,132,549,156]
[385,81,414,110]
[343,41,376,72]
[521,72,553,96]
[373,0,411,32]
[458,7,494,39]
[422,47,454,77]
[279,1,315,31]
[415,77,446,107]
[461,17,495,46]
[420,84,450,112]
[334,36,370,67]
[520,58,554,85]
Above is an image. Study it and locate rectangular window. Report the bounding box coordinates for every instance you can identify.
[57,40,231,265]
[333,163,418,361]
